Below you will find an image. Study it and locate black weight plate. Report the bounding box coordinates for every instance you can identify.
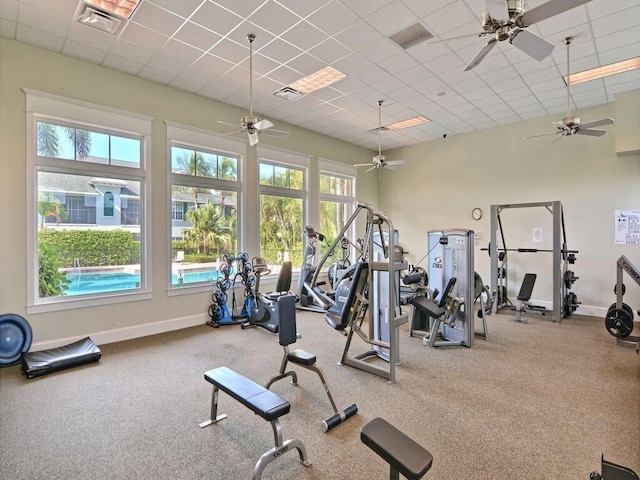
[0,314,33,367]
[605,308,634,338]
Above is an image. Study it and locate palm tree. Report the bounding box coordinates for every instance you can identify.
[175,151,212,208]
[217,156,237,209]
[184,202,230,256]
[38,193,68,229]
[37,122,91,158]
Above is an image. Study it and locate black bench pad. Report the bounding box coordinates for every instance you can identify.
[361,417,433,480]
[204,367,290,422]
[22,337,101,379]
[409,296,445,318]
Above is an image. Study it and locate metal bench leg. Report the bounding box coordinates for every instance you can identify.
[199,386,228,428]
[251,419,311,480]
[390,466,400,480]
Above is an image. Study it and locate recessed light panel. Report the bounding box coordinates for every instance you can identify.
[564,57,640,86]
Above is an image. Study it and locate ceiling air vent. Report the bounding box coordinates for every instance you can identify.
[75,4,123,34]
[273,86,305,101]
[389,22,434,50]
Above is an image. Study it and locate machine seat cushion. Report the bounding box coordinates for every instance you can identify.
[361,417,433,480]
[409,296,445,319]
[204,367,290,422]
[287,349,316,366]
[22,336,101,379]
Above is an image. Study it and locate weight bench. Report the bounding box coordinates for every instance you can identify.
[199,366,311,480]
[265,294,358,432]
[514,273,546,322]
[361,417,433,479]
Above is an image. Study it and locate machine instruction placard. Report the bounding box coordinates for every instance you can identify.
[615,210,640,244]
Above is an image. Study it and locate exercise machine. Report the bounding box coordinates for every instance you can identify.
[604,255,640,352]
[241,258,293,334]
[410,229,485,347]
[324,202,408,383]
[297,227,335,312]
[487,201,579,322]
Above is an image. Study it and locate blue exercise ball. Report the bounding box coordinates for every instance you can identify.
[0,314,33,367]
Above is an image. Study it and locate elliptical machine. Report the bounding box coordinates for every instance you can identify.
[297,227,336,312]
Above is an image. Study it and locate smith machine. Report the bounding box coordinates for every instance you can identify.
[487,201,579,323]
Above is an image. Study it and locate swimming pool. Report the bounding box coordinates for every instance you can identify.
[65,269,220,295]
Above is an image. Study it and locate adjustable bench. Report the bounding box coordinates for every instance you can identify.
[361,417,433,480]
[199,366,311,479]
[514,273,546,322]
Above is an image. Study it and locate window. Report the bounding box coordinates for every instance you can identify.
[167,125,242,290]
[319,170,355,259]
[27,91,151,311]
[258,159,306,270]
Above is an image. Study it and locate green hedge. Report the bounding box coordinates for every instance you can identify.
[39,230,140,268]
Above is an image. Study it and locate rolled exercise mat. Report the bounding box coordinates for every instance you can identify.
[22,336,101,378]
[0,314,33,367]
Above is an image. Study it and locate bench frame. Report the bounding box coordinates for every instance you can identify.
[199,367,311,480]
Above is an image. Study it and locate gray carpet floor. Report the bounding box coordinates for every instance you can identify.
[1,310,638,479]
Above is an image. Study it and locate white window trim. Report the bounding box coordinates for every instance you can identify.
[25,90,153,313]
[166,121,244,295]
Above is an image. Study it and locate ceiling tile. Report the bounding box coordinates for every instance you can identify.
[258,38,303,64]
[0,18,15,37]
[120,22,169,51]
[339,0,394,17]
[147,0,205,19]
[174,21,222,52]
[147,39,204,74]
[109,38,159,64]
[0,0,18,21]
[307,1,359,36]
[137,64,178,84]
[591,6,640,38]
[283,53,326,76]
[212,0,265,18]
[102,53,144,75]
[17,1,71,37]
[308,37,351,64]
[280,20,327,51]
[334,20,384,52]
[132,1,184,36]
[247,1,301,37]
[62,39,107,64]
[274,0,330,18]
[422,0,477,37]
[66,23,116,51]
[16,24,64,51]
[359,36,403,64]
[364,0,419,36]
[190,2,242,36]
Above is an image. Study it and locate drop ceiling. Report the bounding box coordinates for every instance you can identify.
[1,0,639,150]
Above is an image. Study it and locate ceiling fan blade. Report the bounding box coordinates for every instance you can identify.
[484,0,507,20]
[248,132,259,146]
[253,119,274,130]
[576,128,607,137]
[366,165,377,172]
[464,38,498,71]
[520,0,593,27]
[509,28,554,61]
[524,131,561,139]
[213,130,244,138]
[260,128,290,138]
[218,120,241,128]
[385,160,405,166]
[550,132,566,143]
[354,163,374,167]
[578,118,614,129]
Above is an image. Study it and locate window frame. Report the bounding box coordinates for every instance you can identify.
[166,122,244,294]
[25,89,153,313]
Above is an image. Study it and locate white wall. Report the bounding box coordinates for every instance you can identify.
[378,97,640,317]
[0,38,378,347]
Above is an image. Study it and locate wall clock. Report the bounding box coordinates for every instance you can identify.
[472,207,482,221]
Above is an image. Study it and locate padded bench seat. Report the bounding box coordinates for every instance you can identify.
[199,366,310,480]
[409,296,445,319]
[204,366,290,421]
[361,417,433,480]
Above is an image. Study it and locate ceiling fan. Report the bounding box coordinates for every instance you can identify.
[525,36,614,142]
[354,100,405,172]
[461,0,593,71]
[217,34,289,146]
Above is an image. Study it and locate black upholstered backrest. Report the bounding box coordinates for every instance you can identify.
[274,261,292,294]
[437,277,457,308]
[517,273,537,301]
[337,261,368,329]
[277,294,298,347]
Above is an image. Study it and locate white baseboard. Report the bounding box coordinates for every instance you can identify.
[30,313,208,351]
[516,299,607,318]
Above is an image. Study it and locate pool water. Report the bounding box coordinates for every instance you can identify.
[65,270,219,295]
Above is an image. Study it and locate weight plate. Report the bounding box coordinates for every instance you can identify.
[0,314,33,367]
[613,283,626,296]
[605,308,634,338]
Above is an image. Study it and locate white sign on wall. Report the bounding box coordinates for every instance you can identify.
[615,210,640,244]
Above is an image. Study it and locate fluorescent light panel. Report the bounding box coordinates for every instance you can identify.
[84,0,142,19]
[288,66,346,94]
[564,57,640,86]
[386,116,430,130]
